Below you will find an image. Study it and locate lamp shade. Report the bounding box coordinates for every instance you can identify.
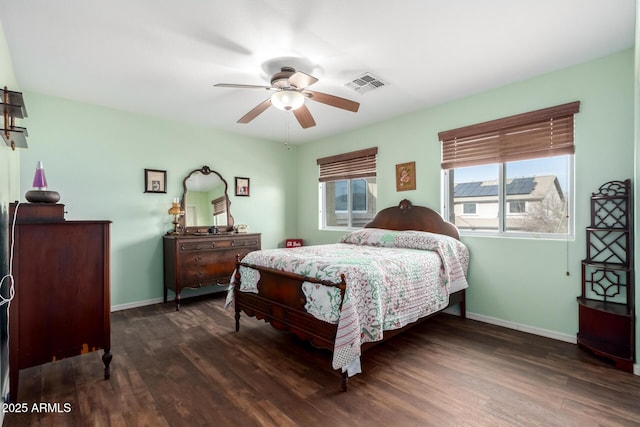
[32,160,48,189]
[168,202,183,215]
[270,90,304,111]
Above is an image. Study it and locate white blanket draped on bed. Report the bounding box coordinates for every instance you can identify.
[229,228,470,375]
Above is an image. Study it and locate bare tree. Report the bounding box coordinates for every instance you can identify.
[522,194,568,233]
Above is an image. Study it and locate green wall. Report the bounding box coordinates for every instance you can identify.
[0,18,21,410]
[296,49,635,342]
[18,93,298,308]
[0,19,20,200]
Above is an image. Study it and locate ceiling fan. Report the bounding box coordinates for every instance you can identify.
[214,66,360,129]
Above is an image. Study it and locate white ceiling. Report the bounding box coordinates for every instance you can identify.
[0,1,635,144]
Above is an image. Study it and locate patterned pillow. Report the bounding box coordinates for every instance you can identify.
[340,228,454,250]
[339,228,398,247]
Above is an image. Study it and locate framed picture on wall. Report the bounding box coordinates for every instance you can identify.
[395,161,416,191]
[144,169,167,193]
[235,177,250,197]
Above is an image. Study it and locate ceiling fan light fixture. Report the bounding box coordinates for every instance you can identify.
[271,90,304,111]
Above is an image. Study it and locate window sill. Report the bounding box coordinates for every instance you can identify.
[459,230,575,241]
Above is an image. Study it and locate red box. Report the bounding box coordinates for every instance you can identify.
[285,239,303,248]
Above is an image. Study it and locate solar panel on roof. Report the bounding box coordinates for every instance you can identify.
[454,177,537,197]
[506,177,536,195]
[454,181,499,197]
[454,182,478,197]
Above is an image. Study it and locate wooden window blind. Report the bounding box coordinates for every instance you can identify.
[438,101,580,170]
[317,147,378,182]
[211,196,227,216]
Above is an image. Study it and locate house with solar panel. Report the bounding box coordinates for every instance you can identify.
[453,175,567,233]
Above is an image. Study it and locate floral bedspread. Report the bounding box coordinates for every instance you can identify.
[234,228,469,374]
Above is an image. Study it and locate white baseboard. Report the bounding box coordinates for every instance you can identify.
[635,364,640,376]
[110,297,164,312]
[466,312,576,344]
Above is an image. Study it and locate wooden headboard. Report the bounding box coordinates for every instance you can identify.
[364,199,460,240]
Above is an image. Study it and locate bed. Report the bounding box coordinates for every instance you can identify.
[230,199,469,390]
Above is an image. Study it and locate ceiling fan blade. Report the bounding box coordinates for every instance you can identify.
[304,90,360,112]
[292,104,316,129]
[214,83,272,90]
[288,71,318,89]
[237,99,272,124]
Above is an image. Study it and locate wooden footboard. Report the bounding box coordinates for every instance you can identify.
[234,260,466,390]
[234,262,346,350]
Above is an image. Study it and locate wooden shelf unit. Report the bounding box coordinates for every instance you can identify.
[1,87,28,150]
[577,179,634,372]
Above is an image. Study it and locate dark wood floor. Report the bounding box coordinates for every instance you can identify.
[5,293,640,426]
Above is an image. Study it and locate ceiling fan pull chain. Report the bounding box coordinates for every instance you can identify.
[284,114,291,150]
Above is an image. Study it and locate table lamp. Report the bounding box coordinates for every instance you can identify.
[167,198,184,234]
[25,161,60,203]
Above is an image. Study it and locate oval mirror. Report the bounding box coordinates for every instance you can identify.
[180,166,233,233]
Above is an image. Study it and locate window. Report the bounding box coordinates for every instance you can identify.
[439,102,579,237]
[462,203,477,214]
[318,147,378,229]
[334,179,368,212]
[509,201,526,214]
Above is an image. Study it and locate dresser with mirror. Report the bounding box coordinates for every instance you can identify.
[163,165,261,310]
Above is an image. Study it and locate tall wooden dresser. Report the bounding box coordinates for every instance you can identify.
[163,233,261,310]
[8,203,111,402]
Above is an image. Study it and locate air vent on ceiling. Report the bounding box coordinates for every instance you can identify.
[345,73,386,94]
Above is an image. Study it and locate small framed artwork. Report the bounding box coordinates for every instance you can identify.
[396,161,416,191]
[144,169,167,193]
[235,177,250,197]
